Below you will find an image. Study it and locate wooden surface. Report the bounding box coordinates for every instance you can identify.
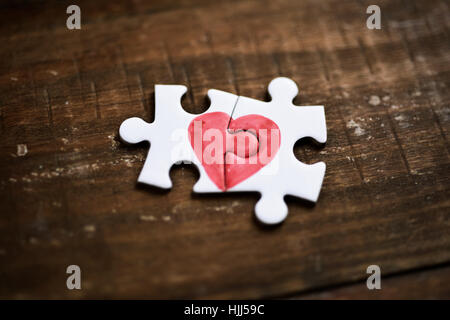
[0,0,449,299]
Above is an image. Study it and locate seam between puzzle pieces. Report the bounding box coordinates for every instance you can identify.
[223,95,241,190]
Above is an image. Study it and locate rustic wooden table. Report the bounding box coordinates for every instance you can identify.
[0,0,449,299]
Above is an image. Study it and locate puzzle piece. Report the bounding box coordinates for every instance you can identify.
[120,77,327,225]
[227,77,326,224]
[119,85,258,192]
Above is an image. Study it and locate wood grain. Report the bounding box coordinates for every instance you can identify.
[0,0,449,299]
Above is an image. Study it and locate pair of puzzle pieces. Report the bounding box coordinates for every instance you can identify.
[119,77,327,224]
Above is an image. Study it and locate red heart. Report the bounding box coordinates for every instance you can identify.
[188,112,280,190]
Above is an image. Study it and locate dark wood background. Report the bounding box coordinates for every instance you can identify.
[0,0,449,299]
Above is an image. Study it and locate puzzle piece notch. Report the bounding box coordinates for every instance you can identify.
[228,77,327,224]
[225,129,259,158]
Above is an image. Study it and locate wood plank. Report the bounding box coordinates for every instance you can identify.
[0,0,449,298]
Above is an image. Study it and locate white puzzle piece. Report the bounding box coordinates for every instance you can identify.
[227,77,327,224]
[120,85,239,192]
[119,77,327,225]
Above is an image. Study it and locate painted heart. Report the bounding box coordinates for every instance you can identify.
[188,112,280,190]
